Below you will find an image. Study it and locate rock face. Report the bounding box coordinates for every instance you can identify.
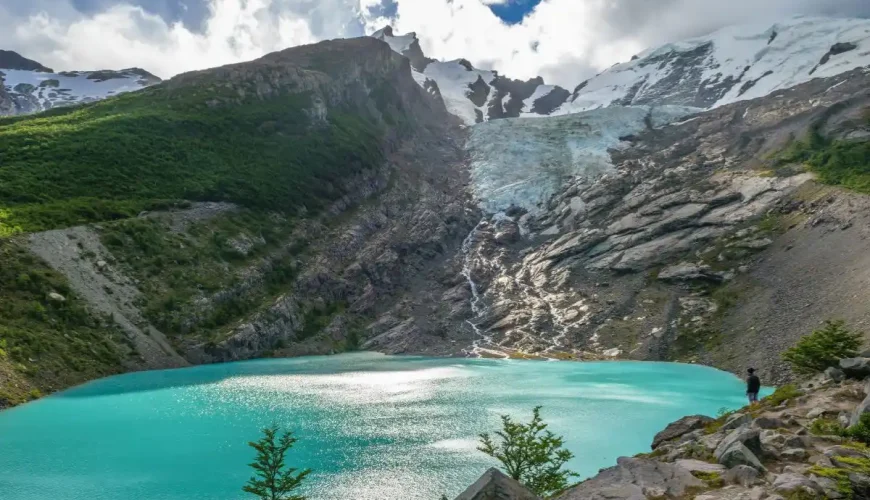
[455,468,541,500]
[449,65,870,380]
[556,457,703,499]
[652,415,714,449]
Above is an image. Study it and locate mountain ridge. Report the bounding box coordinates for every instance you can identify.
[373,16,870,125]
[0,49,161,116]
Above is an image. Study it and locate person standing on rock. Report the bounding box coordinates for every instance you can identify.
[746,368,761,405]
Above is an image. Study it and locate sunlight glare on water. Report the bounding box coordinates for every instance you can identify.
[0,353,769,500]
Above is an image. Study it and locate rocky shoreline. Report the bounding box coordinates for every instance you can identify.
[456,355,870,499]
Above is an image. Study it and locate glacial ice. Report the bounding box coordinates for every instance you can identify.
[467,105,697,214]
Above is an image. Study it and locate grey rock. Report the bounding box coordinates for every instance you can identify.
[780,448,810,461]
[48,292,66,302]
[657,262,724,283]
[718,442,765,470]
[772,473,824,496]
[674,459,725,474]
[825,366,846,382]
[722,413,752,432]
[716,426,762,459]
[806,407,827,419]
[752,416,784,429]
[556,457,703,500]
[651,414,714,449]
[455,468,541,500]
[692,485,766,500]
[723,465,760,487]
[811,475,847,499]
[840,358,870,378]
[825,445,869,458]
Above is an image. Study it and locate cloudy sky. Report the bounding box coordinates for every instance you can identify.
[2,0,869,86]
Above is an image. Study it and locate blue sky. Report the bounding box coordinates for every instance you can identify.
[488,0,543,24]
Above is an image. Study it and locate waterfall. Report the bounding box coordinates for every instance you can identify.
[459,219,508,359]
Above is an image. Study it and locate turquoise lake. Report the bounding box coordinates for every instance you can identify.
[0,353,770,500]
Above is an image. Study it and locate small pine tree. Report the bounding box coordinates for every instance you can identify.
[478,406,577,497]
[243,424,311,500]
[782,320,863,375]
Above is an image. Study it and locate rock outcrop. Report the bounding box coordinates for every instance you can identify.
[455,468,541,500]
[459,357,870,500]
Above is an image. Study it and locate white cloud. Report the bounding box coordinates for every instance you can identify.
[0,0,868,85]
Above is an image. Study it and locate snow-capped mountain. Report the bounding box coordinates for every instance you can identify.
[373,17,870,125]
[0,50,161,117]
[371,27,570,125]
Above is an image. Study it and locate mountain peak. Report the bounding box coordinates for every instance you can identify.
[0,50,53,72]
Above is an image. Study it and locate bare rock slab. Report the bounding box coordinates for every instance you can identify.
[556,457,703,500]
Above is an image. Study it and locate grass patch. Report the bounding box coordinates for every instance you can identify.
[762,384,802,408]
[691,471,724,488]
[100,211,303,342]
[0,77,390,235]
[0,239,126,402]
[776,117,870,194]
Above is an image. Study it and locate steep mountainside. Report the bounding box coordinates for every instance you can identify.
[0,50,160,116]
[375,17,870,124]
[457,67,870,381]
[0,37,476,407]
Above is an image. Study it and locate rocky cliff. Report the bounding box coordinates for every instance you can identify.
[451,67,870,383]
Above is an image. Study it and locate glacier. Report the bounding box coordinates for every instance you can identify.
[466,106,697,214]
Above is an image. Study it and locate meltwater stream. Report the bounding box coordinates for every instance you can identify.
[0,353,769,500]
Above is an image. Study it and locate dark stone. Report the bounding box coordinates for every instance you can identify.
[840,358,870,378]
[455,468,541,500]
[467,76,491,107]
[530,86,570,115]
[651,414,714,449]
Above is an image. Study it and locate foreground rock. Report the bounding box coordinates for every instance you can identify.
[458,356,870,499]
[556,457,703,499]
[454,468,541,500]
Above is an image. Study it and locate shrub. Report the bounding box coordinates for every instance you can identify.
[478,406,578,497]
[782,320,862,375]
[847,413,870,445]
[243,424,311,500]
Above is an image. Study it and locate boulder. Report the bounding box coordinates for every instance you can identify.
[824,366,846,382]
[840,358,870,378]
[674,459,725,474]
[47,292,66,302]
[723,465,760,487]
[657,262,724,283]
[752,416,784,430]
[455,468,541,500]
[692,485,767,500]
[811,474,848,499]
[850,394,870,427]
[556,457,703,500]
[716,427,762,459]
[651,415,714,449]
[721,413,752,432]
[773,473,824,496]
[718,442,765,471]
[825,446,869,459]
[780,448,810,461]
[806,407,828,419]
